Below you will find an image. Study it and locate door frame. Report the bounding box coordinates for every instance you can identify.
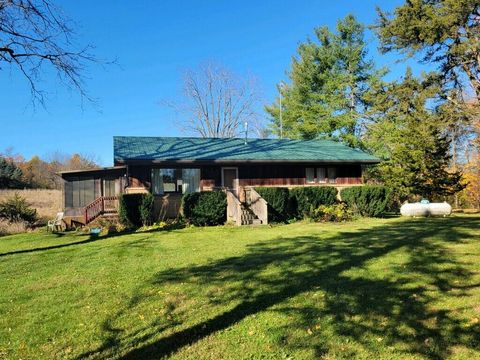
[221,167,239,191]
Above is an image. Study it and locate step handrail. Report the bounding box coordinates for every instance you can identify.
[244,187,268,225]
[225,190,243,226]
[84,196,118,224]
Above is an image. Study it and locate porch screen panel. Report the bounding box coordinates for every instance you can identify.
[72,179,80,207]
[64,181,73,208]
[151,169,164,195]
[69,177,97,207]
[182,169,200,194]
[104,179,116,197]
[84,178,95,205]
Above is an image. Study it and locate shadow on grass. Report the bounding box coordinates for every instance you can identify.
[0,232,117,257]
[78,217,480,359]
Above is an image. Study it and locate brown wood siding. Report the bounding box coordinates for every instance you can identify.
[126,163,363,190]
[238,164,362,187]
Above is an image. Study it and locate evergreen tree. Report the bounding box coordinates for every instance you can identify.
[364,69,464,201]
[266,14,384,146]
[0,157,24,189]
[375,0,480,98]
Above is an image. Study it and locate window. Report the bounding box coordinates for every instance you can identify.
[151,168,200,195]
[306,168,315,183]
[317,167,326,183]
[305,167,336,184]
[327,167,337,183]
[182,168,200,194]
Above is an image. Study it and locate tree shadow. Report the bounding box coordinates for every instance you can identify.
[78,217,480,359]
[0,232,124,257]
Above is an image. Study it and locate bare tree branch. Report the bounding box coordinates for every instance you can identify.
[0,0,100,107]
[162,62,265,138]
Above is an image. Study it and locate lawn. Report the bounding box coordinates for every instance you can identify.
[1,216,480,359]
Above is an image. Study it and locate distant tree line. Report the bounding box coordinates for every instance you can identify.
[0,150,99,190]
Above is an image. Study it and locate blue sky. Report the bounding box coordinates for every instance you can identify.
[1,0,422,166]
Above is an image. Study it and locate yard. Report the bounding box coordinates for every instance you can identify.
[1,216,480,359]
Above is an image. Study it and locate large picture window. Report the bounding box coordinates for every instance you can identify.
[151,168,200,195]
[327,167,337,184]
[306,168,315,183]
[305,167,337,184]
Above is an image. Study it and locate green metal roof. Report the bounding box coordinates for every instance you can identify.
[113,136,380,163]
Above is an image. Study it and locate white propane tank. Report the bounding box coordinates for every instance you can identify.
[400,202,452,217]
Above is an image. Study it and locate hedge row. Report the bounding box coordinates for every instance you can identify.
[182,191,227,226]
[255,186,338,222]
[119,185,390,228]
[255,185,391,222]
[118,193,155,228]
[341,186,391,217]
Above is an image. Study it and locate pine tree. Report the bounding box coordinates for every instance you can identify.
[266,14,384,146]
[375,0,480,98]
[0,157,24,189]
[364,69,464,201]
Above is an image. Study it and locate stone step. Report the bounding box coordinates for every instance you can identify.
[241,218,263,226]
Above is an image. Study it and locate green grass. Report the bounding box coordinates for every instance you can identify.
[1,216,480,359]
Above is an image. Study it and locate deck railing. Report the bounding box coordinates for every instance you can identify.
[84,196,118,224]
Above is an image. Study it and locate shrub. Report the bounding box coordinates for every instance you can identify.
[311,203,353,222]
[341,186,391,217]
[291,187,337,218]
[255,187,291,222]
[118,193,144,227]
[182,191,226,226]
[139,193,155,226]
[0,218,29,236]
[0,193,37,224]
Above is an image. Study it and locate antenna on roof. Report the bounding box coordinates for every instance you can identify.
[244,122,249,145]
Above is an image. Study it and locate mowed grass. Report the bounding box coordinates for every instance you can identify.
[1,216,480,359]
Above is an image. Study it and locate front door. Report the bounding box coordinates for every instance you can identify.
[222,167,238,192]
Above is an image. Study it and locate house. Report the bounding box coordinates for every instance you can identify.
[60,136,380,226]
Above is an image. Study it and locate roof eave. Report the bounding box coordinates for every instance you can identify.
[115,159,380,165]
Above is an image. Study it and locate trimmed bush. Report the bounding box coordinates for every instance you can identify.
[139,193,155,226]
[118,193,144,227]
[0,192,37,224]
[255,187,291,222]
[291,187,337,218]
[341,186,391,217]
[311,203,353,222]
[182,191,227,226]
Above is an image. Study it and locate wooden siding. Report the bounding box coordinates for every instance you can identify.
[126,163,363,192]
[238,164,362,187]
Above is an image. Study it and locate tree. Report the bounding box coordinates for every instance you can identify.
[364,69,464,201]
[459,112,480,208]
[375,0,480,98]
[265,14,384,146]
[0,0,96,105]
[0,157,24,188]
[18,155,54,188]
[164,62,262,138]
